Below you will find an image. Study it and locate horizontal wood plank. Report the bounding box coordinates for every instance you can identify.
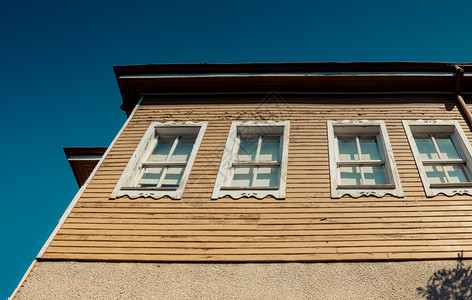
[44,98,472,262]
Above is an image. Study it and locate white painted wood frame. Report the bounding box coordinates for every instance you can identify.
[110,121,207,199]
[403,120,472,197]
[327,120,403,198]
[211,121,290,200]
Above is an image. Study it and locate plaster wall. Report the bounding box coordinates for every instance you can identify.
[16,260,472,299]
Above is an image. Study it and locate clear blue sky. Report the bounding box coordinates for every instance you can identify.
[2,0,472,297]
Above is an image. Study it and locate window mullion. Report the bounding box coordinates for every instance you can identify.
[430,134,451,183]
[355,135,366,184]
[156,167,168,188]
[166,136,180,161]
[441,164,452,183]
[430,134,443,160]
[157,136,179,188]
[251,135,262,187]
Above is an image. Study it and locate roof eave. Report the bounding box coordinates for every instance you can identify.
[113,62,472,114]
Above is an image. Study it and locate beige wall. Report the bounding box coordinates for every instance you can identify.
[16,260,472,299]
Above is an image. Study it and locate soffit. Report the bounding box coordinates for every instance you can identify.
[114,62,472,113]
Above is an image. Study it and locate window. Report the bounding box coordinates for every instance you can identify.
[403,120,472,197]
[211,121,289,199]
[327,120,403,198]
[110,121,207,199]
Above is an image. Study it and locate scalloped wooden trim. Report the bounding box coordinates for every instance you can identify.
[336,190,403,198]
[159,121,205,126]
[434,189,472,197]
[404,119,456,125]
[218,190,284,200]
[116,190,181,200]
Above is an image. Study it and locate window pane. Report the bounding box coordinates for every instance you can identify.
[436,137,460,159]
[161,167,184,188]
[237,136,258,161]
[148,137,174,161]
[255,167,280,187]
[138,167,163,187]
[340,166,362,185]
[169,137,195,162]
[444,165,469,183]
[338,138,358,161]
[425,165,447,183]
[259,136,280,161]
[363,166,387,185]
[415,138,439,160]
[360,137,381,160]
[232,167,254,187]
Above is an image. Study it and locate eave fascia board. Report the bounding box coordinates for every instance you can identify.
[118,73,456,79]
[118,73,461,111]
[113,62,472,78]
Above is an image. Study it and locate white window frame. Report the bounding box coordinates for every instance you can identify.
[110,121,207,199]
[327,120,403,198]
[403,120,472,197]
[211,120,290,200]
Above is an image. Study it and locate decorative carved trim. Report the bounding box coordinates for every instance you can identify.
[218,190,283,200]
[436,189,472,197]
[406,119,456,125]
[339,119,373,125]
[236,120,280,126]
[336,190,403,198]
[116,189,181,200]
[159,121,204,126]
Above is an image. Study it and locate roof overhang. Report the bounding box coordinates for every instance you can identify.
[114,62,472,114]
[64,147,107,187]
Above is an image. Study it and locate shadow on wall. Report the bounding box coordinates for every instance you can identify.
[417,254,472,300]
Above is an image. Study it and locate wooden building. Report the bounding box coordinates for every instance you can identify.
[11,62,472,299]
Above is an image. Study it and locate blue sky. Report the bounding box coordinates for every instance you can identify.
[2,0,472,297]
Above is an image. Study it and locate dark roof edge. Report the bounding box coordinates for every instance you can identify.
[113,62,472,114]
[113,62,472,78]
[63,147,107,159]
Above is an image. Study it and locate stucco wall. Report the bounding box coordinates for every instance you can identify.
[15,260,472,299]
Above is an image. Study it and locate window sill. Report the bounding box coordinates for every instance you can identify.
[337,184,396,189]
[429,182,472,188]
[220,186,280,190]
[121,186,178,190]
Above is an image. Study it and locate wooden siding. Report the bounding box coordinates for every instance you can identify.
[43,96,472,262]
